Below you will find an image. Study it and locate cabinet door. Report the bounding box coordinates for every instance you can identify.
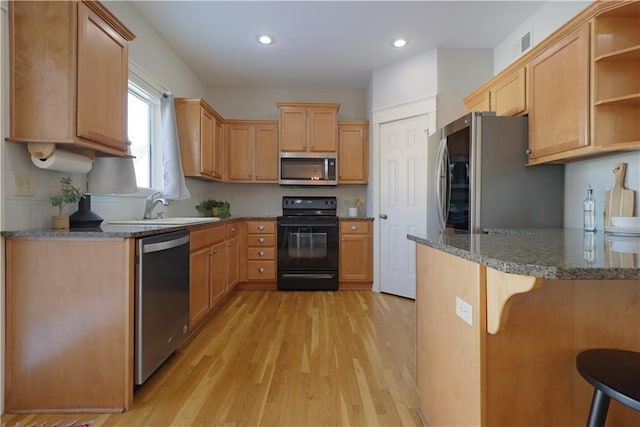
[527,23,590,160]
[490,67,526,116]
[279,107,307,151]
[212,120,223,179]
[76,2,128,151]
[254,124,279,182]
[189,247,210,330]
[464,91,491,113]
[209,241,227,307]
[226,237,240,290]
[308,107,337,152]
[227,124,255,181]
[200,108,215,176]
[339,234,372,282]
[338,123,369,184]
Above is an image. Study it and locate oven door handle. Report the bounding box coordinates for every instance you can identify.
[278,222,338,228]
[282,273,335,279]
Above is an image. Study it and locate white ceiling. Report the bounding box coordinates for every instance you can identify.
[130,1,547,90]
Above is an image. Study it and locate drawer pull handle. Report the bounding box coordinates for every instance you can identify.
[210,249,217,255]
[231,227,237,232]
[258,237,265,243]
[258,251,265,257]
[351,225,357,231]
[228,242,232,247]
[258,225,264,231]
[258,267,265,273]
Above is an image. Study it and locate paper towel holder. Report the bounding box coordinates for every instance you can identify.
[27,142,56,159]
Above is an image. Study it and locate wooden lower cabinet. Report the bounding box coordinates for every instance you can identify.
[189,221,240,330]
[415,244,640,426]
[240,219,277,288]
[339,219,373,289]
[225,221,241,290]
[5,237,135,412]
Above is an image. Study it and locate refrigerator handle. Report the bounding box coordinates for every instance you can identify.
[434,136,448,231]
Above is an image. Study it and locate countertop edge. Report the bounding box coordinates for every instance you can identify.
[408,234,640,281]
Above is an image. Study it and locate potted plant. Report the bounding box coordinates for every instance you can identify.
[218,201,231,218]
[50,176,84,229]
[195,199,230,218]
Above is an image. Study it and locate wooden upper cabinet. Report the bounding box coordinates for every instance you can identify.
[527,23,590,162]
[278,102,339,152]
[8,1,135,156]
[464,67,526,116]
[226,120,278,183]
[490,67,526,116]
[464,90,491,113]
[227,123,254,181]
[338,121,369,184]
[175,98,224,181]
[255,124,279,181]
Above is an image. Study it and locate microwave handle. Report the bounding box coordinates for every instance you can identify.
[434,136,449,231]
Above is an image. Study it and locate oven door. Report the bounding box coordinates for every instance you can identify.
[277,217,339,290]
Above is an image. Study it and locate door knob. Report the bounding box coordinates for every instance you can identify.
[380,214,388,219]
[258,267,265,273]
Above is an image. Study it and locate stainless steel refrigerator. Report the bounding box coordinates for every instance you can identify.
[432,111,564,233]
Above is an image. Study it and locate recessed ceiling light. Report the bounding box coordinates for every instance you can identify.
[393,38,408,48]
[257,35,275,45]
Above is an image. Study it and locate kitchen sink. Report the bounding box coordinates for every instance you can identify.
[109,217,221,226]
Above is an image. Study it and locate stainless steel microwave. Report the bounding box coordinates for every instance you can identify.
[279,152,337,186]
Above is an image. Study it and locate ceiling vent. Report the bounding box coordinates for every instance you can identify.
[521,30,532,53]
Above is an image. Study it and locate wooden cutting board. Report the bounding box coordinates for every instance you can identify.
[604,162,635,227]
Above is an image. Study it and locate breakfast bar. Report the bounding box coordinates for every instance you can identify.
[408,229,640,426]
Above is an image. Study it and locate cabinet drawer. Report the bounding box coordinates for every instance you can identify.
[226,222,240,239]
[191,225,225,250]
[340,221,371,235]
[247,247,275,260]
[247,260,276,280]
[245,220,275,234]
[247,234,276,247]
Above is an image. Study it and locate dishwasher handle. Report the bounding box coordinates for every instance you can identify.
[142,234,190,254]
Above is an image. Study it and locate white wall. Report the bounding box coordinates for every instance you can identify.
[565,153,640,229]
[207,87,367,120]
[493,1,590,73]
[436,48,493,128]
[370,50,438,111]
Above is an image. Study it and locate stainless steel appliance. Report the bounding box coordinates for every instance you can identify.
[277,196,339,290]
[279,152,337,186]
[434,112,564,233]
[136,230,190,385]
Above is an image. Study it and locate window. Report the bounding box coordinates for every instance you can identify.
[127,63,164,190]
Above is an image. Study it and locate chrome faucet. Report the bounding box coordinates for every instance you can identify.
[144,191,169,219]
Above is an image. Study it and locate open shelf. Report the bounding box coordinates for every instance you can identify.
[595,45,640,62]
[595,93,640,107]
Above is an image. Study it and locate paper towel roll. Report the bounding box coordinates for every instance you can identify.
[31,151,93,174]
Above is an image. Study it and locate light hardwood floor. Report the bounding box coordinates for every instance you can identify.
[1,290,421,426]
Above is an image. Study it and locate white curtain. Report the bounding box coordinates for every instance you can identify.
[160,92,191,200]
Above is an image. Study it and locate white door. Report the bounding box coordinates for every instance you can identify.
[379,115,429,299]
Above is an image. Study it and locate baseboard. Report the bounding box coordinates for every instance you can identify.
[339,282,373,290]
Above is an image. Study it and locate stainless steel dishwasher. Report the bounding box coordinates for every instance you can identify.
[135,230,190,385]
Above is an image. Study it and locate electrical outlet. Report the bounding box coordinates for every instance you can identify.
[13,174,35,197]
[456,296,473,326]
[230,194,237,203]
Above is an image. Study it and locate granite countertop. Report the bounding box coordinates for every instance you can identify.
[408,228,640,280]
[1,215,374,239]
[1,216,252,239]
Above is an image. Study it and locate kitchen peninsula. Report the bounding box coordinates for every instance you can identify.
[408,229,640,426]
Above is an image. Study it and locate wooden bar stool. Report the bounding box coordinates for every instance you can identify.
[576,349,640,427]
